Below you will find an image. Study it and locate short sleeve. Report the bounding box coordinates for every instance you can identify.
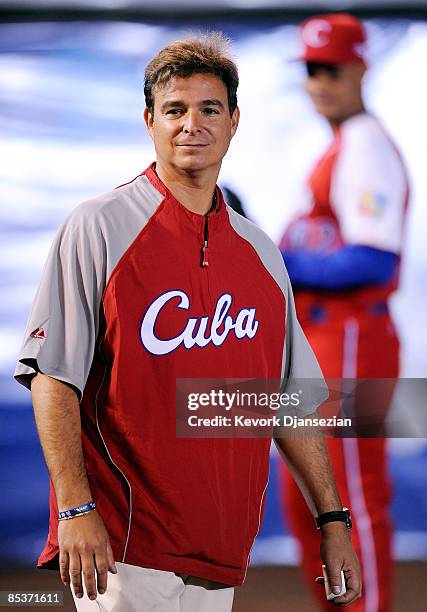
[280,268,329,416]
[14,207,106,400]
[331,120,407,254]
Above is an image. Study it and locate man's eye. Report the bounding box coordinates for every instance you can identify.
[203,107,219,115]
[166,109,183,115]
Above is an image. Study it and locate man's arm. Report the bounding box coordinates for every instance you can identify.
[275,421,362,606]
[31,373,117,601]
[282,245,397,290]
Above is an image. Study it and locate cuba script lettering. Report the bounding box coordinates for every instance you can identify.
[140,290,259,355]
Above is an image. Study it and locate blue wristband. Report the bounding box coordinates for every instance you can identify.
[58,501,96,521]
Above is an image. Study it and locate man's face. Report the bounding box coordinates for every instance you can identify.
[304,62,365,123]
[144,73,239,175]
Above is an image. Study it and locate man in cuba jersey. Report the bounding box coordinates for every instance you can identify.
[15,34,361,611]
[279,14,408,612]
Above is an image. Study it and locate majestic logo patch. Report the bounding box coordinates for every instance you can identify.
[31,327,46,339]
[140,290,259,356]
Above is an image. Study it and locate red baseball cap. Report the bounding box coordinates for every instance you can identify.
[297,13,367,66]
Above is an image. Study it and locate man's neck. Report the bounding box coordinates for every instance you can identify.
[155,161,219,215]
[329,102,366,130]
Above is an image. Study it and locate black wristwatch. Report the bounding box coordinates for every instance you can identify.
[315,507,352,530]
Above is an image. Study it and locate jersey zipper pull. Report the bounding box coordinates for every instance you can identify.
[201,216,209,267]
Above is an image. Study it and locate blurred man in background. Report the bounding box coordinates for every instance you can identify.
[279,13,409,612]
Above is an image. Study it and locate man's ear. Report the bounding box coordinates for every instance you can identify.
[144,107,154,139]
[230,106,240,138]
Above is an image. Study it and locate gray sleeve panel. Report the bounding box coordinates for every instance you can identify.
[226,206,328,416]
[280,267,329,416]
[14,175,164,399]
[225,206,287,304]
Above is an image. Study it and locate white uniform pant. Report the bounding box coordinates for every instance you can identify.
[71,562,235,612]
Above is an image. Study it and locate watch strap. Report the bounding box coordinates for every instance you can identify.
[315,508,352,530]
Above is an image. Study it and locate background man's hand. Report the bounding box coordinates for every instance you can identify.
[58,510,117,600]
[315,522,362,606]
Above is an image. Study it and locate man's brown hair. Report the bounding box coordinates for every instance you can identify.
[144,33,238,116]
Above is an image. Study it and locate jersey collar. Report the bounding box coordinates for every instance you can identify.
[143,162,227,234]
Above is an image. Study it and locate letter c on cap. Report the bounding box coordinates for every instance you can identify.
[302,19,332,48]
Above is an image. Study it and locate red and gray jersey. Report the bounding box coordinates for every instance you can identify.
[279,112,409,317]
[15,163,325,586]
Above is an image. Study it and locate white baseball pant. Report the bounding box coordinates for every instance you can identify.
[71,562,235,612]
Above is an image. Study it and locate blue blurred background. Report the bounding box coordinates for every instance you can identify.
[1,1,427,573]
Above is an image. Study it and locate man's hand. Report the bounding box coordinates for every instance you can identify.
[58,510,117,600]
[315,522,362,606]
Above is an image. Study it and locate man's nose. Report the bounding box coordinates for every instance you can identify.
[182,110,202,133]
